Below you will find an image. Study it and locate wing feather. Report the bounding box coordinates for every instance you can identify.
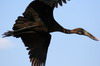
[12,1,52,66]
[21,32,51,66]
[37,0,70,7]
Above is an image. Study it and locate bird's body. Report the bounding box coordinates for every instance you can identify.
[3,0,98,66]
[13,1,68,66]
[13,1,64,33]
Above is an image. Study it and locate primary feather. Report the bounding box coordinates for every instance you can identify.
[21,33,51,66]
[36,0,70,7]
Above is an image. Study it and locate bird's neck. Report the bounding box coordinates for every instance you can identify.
[62,28,71,34]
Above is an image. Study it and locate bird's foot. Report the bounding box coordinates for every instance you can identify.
[2,31,14,38]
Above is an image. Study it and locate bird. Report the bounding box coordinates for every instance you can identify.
[3,0,99,66]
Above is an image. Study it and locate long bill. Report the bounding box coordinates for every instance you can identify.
[63,28,99,41]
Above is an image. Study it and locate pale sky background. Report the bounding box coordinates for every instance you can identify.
[0,0,100,66]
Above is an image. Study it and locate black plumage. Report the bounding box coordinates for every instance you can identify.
[3,0,98,66]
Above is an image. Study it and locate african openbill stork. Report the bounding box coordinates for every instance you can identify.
[3,0,98,66]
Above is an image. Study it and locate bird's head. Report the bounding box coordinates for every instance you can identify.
[70,28,99,41]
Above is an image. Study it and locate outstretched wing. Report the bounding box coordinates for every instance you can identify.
[37,0,70,7]
[21,32,51,66]
[11,2,51,66]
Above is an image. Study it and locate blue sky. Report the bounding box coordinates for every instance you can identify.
[0,0,100,66]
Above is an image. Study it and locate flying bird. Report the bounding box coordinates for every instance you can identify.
[3,0,98,66]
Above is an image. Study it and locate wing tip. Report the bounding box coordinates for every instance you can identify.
[30,58,45,66]
[37,0,70,8]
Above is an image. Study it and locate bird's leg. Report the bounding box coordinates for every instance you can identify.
[63,28,99,41]
[3,25,48,38]
[2,25,37,38]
